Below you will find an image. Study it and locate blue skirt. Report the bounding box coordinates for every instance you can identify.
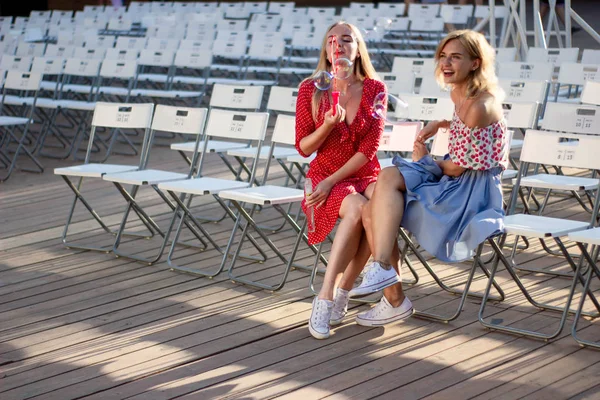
[392,155,505,263]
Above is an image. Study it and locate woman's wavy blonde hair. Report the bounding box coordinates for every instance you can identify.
[301,21,380,120]
[434,30,502,100]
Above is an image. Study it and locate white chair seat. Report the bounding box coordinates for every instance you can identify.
[98,86,130,96]
[504,214,588,238]
[227,145,298,160]
[287,153,316,164]
[103,169,187,185]
[54,163,137,178]
[210,64,242,73]
[172,75,208,85]
[502,169,518,180]
[510,139,523,149]
[246,66,280,74]
[0,116,30,126]
[57,99,96,111]
[60,83,95,94]
[219,185,304,205]
[279,67,315,75]
[40,81,60,91]
[287,56,319,64]
[158,177,249,195]
[131,88,203,98]
[568,227,600,246]
[517,174,599,191]
[171,140,247,153]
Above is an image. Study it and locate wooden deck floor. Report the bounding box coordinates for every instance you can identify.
[1,139,599,400]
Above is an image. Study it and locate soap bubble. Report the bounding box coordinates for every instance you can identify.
[372,92,410,123]
[333,57,353,80]
[313,70,333,91]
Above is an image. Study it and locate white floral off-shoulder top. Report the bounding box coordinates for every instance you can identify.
[448,111,509,171]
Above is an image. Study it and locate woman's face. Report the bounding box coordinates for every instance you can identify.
[325,24,360,65]
[438,39,480,86]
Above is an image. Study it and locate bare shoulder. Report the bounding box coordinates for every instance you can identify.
[463,92,503,128]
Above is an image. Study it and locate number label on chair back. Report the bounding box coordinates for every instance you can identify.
[499,79,548,103]
[502,102,538,129]
[210,84,264,110]
[151,105,207,135]
[73,47,106,60]
[63,58,101,77]
[266,86,298,113]
[4,70,42,91]
[205,109,269,141]
[582,81,600,106]
[398,95,454,121]
[44,44,75,58]
[541,103,599,135]
[379,122,423,152]
[92,102,154,129]
[99,60,137,79]
[521,129,600,170]
[499,62,553,81]
[31,56,65,75]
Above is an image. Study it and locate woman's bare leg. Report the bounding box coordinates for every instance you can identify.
[318,193,369,301]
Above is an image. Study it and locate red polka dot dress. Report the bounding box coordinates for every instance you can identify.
[295,78,387,245]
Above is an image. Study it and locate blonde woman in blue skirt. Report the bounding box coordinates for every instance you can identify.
[339,30,510,326]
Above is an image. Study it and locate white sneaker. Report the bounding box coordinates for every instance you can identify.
[356,296,414,327]
[330,288,350,326]
[348,261,401,298]
[309,297,333,339]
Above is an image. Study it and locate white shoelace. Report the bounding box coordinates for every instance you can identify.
[312,299,331,328]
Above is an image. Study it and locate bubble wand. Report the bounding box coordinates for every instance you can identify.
[330,36,340,117]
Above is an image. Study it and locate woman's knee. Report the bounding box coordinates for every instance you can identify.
[362,201,372,228]
[378,167,406,191]
[340,195,367,225]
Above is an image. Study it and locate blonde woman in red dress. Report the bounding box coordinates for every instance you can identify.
[295,22,387,339]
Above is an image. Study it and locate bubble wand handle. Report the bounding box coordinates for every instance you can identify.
[330,36,339,117]
[304,178,316,233]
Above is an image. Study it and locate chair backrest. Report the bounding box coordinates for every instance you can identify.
[526,47,579,66]
[381,73,415,96]
[212,38,247,59]
[408,4,440,19]
[557,63,599,86]
[115,36,146,51]
[247,39,285,61]
[73,47,107,60]
[205,108,269,142]
[307,7,336,19]
[3,70,42,91]
[99,59,137,79]
[105,48,139,61]
[15,42,46,57]
[91,102,154,129]
[151,104,207,135]
[418,77,450,97]
[520,129,600,170]
[502,102,539,129]
[173,49,212,69]
[498,79,548,103]
[495,47,518,62]
[44,44,75,58]
[397,94,454,121]
[145,38,180,51]
[267,86,298,113]
[216,19,247,32]
[391,57,435,76]
[498,62,553,81]
[581,49,600,65]
[138,49,175,67]
[210,84,264,111]
[376,3,406,16]
[440,4,474,24]
[31,56,65,76]
[179,39,213,52]
[63,58,102,77]
[271,113,296,145]
[0,55,33,71]
[83,34,115,49]
[378,121,423,152]
[410,17,445,33]
[541,102,600,135]
[582,81,600,105]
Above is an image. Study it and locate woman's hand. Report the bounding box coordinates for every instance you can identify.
[412,141,429,162]
[416,120,441,144]
[323,104,346,128]
[306,178,334,209]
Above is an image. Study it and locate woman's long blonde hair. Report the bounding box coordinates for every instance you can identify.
[302,21,380,120]
[434,30,502,100]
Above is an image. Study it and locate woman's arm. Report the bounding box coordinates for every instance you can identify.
[416,119,451,143]
[298,106,345,156]
[436,159,466,177]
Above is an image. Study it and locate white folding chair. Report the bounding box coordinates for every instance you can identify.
[0,55,33,71]
[480,129,600,341]
[103,105,209,264]
[555,63,599,101]
[495,47,518,62]
[54,102,155,252]
[568,227,600,349]
[498,62,554,81]
[95,59,137,103]
[582,81,600,106]
[581,49,600,65]
[0,70,44,182]
[242,38,285,85]
[159,108,270,277]
[395,94,454,122]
